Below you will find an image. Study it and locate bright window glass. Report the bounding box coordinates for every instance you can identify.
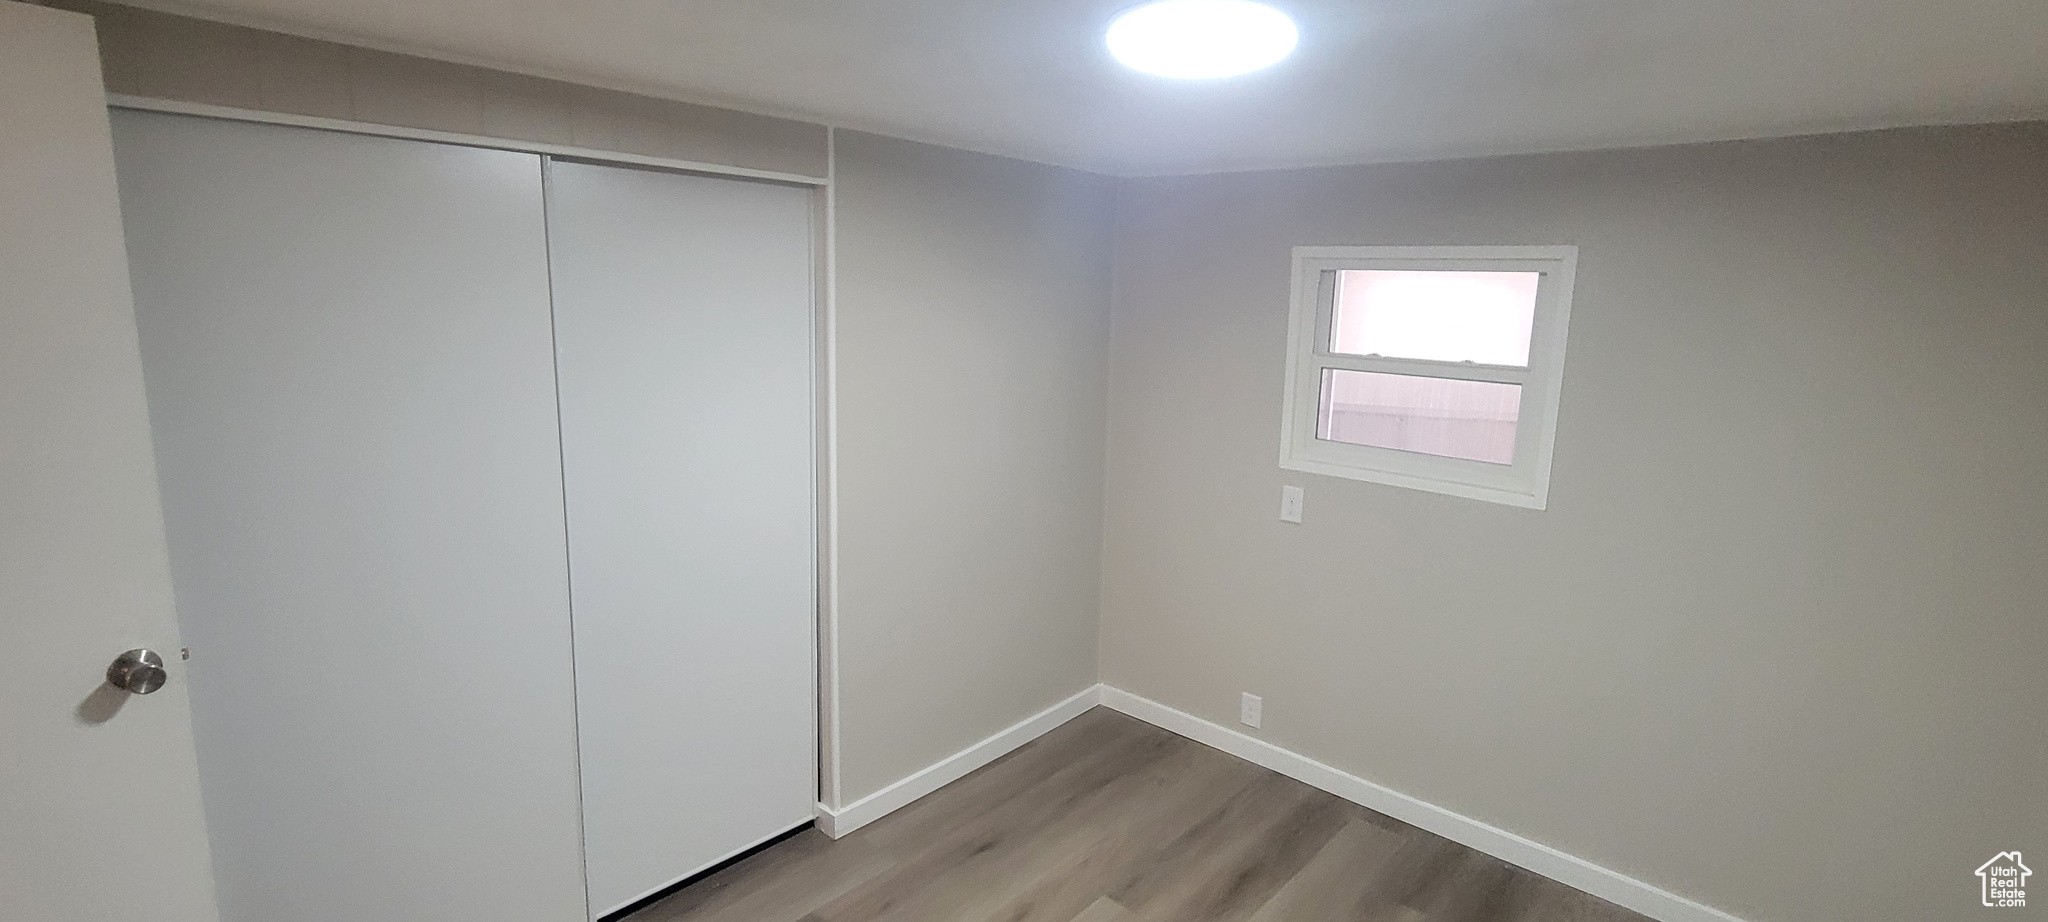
[1317,369,1521,465]
[1329,270,1540,366]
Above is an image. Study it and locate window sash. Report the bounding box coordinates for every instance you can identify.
[1309,353,1531,386]
[1313,267,1543,370]
[1280,246,1576,509]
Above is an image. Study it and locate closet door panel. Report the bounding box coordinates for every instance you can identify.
[544,160,816,917]
[110,111,587,922]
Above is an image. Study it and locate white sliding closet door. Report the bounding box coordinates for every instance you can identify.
[544,160,816,917]
[110,112,588,922]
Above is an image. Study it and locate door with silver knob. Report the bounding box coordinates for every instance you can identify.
[0,7,221,922]
[107,649,169,694]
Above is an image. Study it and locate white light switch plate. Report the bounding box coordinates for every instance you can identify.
[1240,692,1263,729]
[1279,485,1304,523]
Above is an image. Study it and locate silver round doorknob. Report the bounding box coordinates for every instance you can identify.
[107,648,168,695]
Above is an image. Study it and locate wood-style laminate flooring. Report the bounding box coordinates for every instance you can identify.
[624,707,1654,922]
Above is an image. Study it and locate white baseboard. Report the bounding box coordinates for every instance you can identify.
[811,682,1747,922]
[1098,686,1749,922]
[815,684,1103,839]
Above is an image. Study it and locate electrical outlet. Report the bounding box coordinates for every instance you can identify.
[1240,692,1263,729]
[1279,485,1304,523]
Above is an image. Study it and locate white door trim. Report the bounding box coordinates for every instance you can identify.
[106,94,831,187]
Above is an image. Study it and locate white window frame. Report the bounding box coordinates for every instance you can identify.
[1279,245,1577,509]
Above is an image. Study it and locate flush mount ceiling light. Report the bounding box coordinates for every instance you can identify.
[1106,0,1299,79]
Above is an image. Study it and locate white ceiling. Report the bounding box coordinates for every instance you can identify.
[128,0,2048,175]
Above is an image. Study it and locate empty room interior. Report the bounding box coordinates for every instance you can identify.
[5,2,2045,922]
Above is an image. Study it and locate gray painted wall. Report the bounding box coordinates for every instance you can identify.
[834,130,1113,803]
[1099,123,2048,922]
[45,5,2048,912]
